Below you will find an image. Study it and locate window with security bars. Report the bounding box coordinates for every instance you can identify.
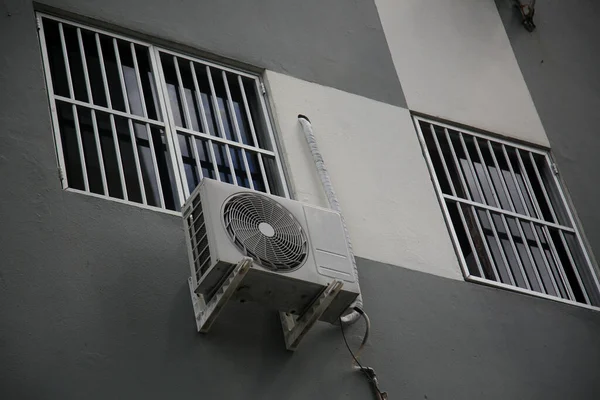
[38,14,288,212]
[415,116,600,307]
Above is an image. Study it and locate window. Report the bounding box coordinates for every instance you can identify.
[37,14,288,212]
[415,116,600,308]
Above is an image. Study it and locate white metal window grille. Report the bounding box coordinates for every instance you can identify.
[414,116,600,308]
[37,14,288,212]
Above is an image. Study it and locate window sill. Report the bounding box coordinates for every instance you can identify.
[65,187,182,217]
[467,275,600,313]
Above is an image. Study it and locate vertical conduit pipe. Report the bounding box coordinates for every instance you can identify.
[298,115,362,325]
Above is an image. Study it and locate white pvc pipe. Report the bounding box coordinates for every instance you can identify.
[298,115,362,325]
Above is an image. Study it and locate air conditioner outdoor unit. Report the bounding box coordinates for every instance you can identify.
[183,178,359,350]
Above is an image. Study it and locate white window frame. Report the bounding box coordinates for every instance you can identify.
[414,115,600,311]
[37,12,290,214]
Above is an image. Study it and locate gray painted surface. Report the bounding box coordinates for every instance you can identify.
[2,2,600,399]
[495,0,600,260]
[29,0,406,108]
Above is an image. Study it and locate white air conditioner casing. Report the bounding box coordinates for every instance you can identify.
[183,178,359,324]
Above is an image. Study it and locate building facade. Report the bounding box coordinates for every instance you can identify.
[2,0,600,398]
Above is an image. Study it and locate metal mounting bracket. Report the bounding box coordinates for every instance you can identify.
[279,279,344,351]
[188,257,252,333]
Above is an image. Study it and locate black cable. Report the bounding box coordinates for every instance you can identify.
[339,314,367,371]
[339,308,386,399]
[353,307,371,363]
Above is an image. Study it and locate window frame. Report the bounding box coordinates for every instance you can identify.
[36,12,290,214]
[414,114,600,311]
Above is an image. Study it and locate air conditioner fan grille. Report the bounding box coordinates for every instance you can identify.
[223,193,308,271]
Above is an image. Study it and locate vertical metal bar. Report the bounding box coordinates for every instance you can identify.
[542,225,576,300]
[223,71,254,189]
[144,124,166,208]
[76,28,93,103]
[484,209,517,286]
[487,141,516,212]
[115,40,147,200]
[113,38,131,114]
[558,230,590,304]
[58,23,89,191]
[455,130,514,283]
[455,204,486,278]
[528,221,561,295]
[474,137,528,288]
[90,111,108,194]
[458,132,486,204]
[447,128,505,282]
[515,149,574,297]
[471,207,502,282]
[130,43,149,118]
[189,135,205,182]
[71,106,89,191]
[131,44,165,208]
[96,33,128,199]
[173,57,193,129]
[206,66,238,185]
[473,137,500,207]
[126,119,147,204]
[430,125,456,197]
[189,61,220,181]
[515,149,543,219]
[189,61,210,135]
[487,142,545,291]
[430,127,485,278]
[527,153,579,299]
[515,216,545,292]
[238,76,270,193]
[498,215,531,289]
[152,49,189,200]
[501,145,531,217]
[173,57,206,188]
[37,15,69,189]
[528,152,558,222]
[58,23,75,99]
[413,119,473,280]
[254,78,290,198]
[95,33,113,108]
[443,128,472,201]
[76,28,109,195]
[545,155,600,300]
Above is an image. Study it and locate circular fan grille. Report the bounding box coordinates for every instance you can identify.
[222,193,308,271]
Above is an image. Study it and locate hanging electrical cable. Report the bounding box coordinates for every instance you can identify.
[340,308,387,400]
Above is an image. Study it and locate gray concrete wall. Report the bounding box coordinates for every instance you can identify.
[495,0,600,260]
[32,0,406,108]
[2,1,600,399]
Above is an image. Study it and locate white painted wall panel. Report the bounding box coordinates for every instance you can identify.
[375,0,549,147]
[264,71,462,280]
